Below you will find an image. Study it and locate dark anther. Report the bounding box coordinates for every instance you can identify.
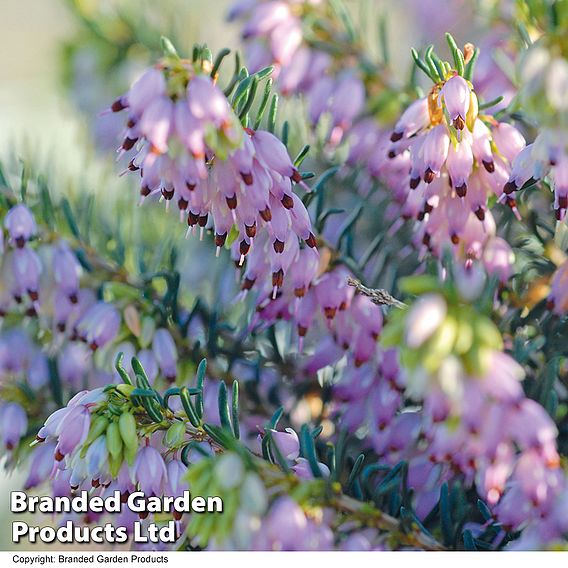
[188,211,199,226]
[423,168,435,183]
[122,137,138,151]
[305,233,317,248]
[111,97,127,112]
[161,187,174,200]
[455,183,467,197]
[226,195,237,209]
[281,194,294,209]
[272,269,284,288]
[324,306,337,319]
[245,223,257,238]
[240,240,250,256]
[453,115,465,130]
[260,207,272,222]
[291,169,302,183]
[215,233,227,247]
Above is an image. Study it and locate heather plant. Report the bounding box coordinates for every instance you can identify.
[3,0,568,552]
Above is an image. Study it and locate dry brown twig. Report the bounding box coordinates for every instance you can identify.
[347,277,407,309]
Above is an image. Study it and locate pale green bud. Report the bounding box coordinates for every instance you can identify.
[118,412,138,449]
[106,421,123,459]
[164,421,186,448]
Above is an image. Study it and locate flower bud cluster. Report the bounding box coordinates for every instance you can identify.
[34,384,190,513]
[186,451,267,548]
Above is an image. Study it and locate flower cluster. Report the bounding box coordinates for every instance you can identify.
[0,201,207,465]
[0,204,115,458]
[243,247,383,365]
[379,59,524,274]
[111,54,317,299]
[380,282,566,536]
[229,0,366,145]
[33,380,185,497]
[503,129,568,221]
[1,204,121,349]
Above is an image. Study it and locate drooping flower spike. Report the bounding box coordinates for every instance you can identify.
[110,44,317,298]
[377,38,525,276]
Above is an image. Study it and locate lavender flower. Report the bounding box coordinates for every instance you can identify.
[152,328,178,382]
[133,445,168,497]
[24,441,56,489]
[265,427,299,460]
[4,204,36,248]
[75,301,121,350]
[440,75,471,131]
[57,343,90,387]
[54,404,91,460]
[11,247,42,302]
[0,402,28,450]
[53,241,81,303]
